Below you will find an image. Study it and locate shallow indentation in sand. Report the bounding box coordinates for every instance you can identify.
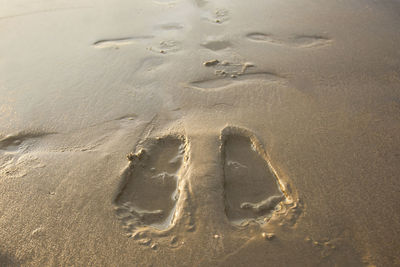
[92,36,154,48]
[157,22,184,30]
[149,40,181,54]
[188,72,281,91]
[246,32,332,48]
[0,154,45,179]
[201,40,232,51]
[291,35,332,48]
[114,136,186,232]
[0,132,50,179]
[221,126,285,225]
[0,131,51,152]
[246,32,279,43]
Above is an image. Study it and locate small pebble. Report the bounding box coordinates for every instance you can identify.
[127,153,135,161]
[261,232,275,240]
[203,59,219,66]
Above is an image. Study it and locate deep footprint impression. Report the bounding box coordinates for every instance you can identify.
[114,136,186,232]
[221,127,285,225]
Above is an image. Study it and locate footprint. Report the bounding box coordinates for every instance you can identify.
[246,32,280,44]
[290,35,332,48]
[149,40,181,54]
[246,32,331,48]
[92,36,154,49]
[188,72,282,91]
[114,135,186,232]
[0,131,52,152]
[221,127,286,225]
[201,40,232,51]
[0,154,45,178]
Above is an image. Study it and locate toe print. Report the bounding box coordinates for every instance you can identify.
[221,127,286,225]
[114,135,186,231]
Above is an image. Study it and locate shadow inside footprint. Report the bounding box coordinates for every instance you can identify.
[221,127,285,225]
[114,136,186,231]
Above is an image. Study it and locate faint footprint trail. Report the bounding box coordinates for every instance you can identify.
[220,126,286,225]
[114,135,186,233]
[246,32,332,48]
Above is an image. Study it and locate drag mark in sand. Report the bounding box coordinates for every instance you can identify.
[220,126,286,225]
[246,32,332,48]
[114,135,188,247]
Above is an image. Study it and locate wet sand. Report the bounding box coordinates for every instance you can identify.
[1,0,400,266]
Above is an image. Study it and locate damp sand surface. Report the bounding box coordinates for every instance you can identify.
[1,0,400,266]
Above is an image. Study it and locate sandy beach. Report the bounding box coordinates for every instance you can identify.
[1,0,400,266]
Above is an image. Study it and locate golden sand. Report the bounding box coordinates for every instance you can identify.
[1,0,400,266]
